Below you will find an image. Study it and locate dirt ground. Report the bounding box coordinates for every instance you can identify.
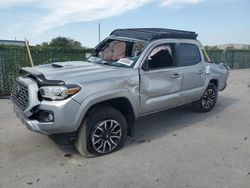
[0,69,250,188]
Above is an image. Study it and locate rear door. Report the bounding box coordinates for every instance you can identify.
[175,43,206,102]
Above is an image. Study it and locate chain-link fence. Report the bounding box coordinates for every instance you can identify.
[0,46,250,96]
[0,45,93,96]
[207,49,250,69]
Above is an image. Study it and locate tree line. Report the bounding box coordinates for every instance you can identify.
[37,36,86,49]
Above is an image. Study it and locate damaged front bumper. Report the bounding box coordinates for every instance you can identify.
[10,76,81,135]
[13,106,50,135]
[12,97,81,135]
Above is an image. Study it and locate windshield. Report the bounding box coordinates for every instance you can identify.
[87,39,146,68]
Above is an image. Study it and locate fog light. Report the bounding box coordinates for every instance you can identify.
[48,113,54,121]
[30,110,54,122]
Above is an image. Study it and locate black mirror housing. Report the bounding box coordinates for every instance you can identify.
[141,60,149,71]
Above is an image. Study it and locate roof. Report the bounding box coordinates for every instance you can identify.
[0,40,25,46]
[110,28,198,41]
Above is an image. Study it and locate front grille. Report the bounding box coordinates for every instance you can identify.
[10,80,29,110]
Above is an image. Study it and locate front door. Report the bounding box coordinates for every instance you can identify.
[140,43,183,115]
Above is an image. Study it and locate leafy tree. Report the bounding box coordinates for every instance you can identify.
[40,36,83,48]
[40,42,49,47]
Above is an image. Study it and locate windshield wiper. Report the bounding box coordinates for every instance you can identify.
[100,61,113,66]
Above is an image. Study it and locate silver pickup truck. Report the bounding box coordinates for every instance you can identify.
[10,28,229,156]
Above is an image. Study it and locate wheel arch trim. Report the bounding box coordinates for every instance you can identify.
[72,89,138,132]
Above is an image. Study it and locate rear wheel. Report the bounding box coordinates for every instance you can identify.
[192,83,218,112]
[75,106,127,156]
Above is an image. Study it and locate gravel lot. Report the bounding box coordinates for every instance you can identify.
[0,69,250,188]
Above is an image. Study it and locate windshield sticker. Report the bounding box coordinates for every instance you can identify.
[117,58,133,66]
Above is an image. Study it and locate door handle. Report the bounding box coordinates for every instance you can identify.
[170,73,181,78]
[198,70,204,74]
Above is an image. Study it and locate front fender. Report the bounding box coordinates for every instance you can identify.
[72,89,139,131]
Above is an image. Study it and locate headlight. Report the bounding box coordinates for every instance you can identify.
[39,84,81,100]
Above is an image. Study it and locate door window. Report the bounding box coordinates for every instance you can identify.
[176,43,201,67]
[146,44,175,69]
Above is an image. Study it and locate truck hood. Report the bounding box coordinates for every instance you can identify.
[21,61,137,85]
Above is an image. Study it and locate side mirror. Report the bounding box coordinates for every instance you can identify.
[141,60,149,71]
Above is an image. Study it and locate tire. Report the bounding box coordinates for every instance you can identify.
[75,106,127,157]
[192,83,218,112]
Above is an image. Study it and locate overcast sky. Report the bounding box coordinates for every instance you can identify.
[0,0,249,47]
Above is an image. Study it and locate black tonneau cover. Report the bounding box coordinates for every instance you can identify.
[110,28,198,41]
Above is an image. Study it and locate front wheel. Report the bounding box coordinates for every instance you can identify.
[192,83,218,112]
[75,106,127,157]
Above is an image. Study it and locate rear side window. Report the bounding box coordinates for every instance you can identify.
[176,43,201,66]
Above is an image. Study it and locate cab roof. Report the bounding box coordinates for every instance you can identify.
[110,28,198,41]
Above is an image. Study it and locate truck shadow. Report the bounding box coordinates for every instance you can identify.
[125,95,238,148]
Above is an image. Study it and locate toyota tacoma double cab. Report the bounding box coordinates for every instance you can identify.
[10,28,229,157]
